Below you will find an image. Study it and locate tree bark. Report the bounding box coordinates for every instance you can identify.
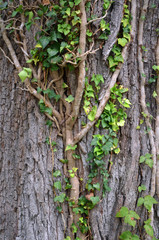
[0,0,159,240]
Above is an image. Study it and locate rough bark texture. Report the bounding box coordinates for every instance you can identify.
[0,0,159,240]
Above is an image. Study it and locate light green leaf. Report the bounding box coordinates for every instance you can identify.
[114,148,120,154]
[66,8,71,16]
[65,145,77,151]
[144,195,158,211]
[88,105,97,121]
[54,181,62,191]
[152,65,159,71]
[144,224,154,237]
[90,196,100,205]
[118,38,128,47]
[138,184,147,192]
[152,91,157,98]
[18,70,28,82]
[117,120,125,126]
[53,170,62,177]
[139,155,145,163]
[75,0,81,6]
[54,193,66,203]
[145,158,153,168]
[137,197,144,207]
[65,95,74,103]
[116,206,129,218]
[93,183,100,191]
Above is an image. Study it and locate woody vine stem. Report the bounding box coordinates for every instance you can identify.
[0,0,159,239]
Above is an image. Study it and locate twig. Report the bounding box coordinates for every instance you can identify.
[48,68,64,89]
[86,2,112,26]
[0,47,14,65]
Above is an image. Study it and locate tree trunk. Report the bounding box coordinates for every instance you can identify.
[0,0,159,240]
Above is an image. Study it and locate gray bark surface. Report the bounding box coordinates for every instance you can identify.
[0,0,159,240]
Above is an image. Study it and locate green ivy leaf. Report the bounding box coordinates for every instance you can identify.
[116,207,129,218]
[54,193,66,203]
[65,95,74,103]
[88,106,97,121]
[90,196,100,205]
[54,181,62,191]
[39,36,50,49]
[144,224,154,237]
[18,70,28,82]
[117,120,125,126]
[120,231,140,240]
[64,237,71,240]
[145,158,153,168]
[47,47,59,57]
[18,68,32,82]
[152,91,157,98]
[74,0,81,6]
[139,155,145,163]
[144,195,158,211]
[118,38,128,47]
[138,184,147,192]
[93,183,100,191]
[71,223,78,233]
[137,197,144,207]
[65,145,77,151]
[152,65,159,71]
[53,170,62,177]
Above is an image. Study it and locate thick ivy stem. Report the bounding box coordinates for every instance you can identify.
[65,128,85,239]
[70,0,87,128]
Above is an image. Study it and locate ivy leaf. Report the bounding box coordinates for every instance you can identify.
[144,224,154,237]
[18,68,32,82]
[45,107,52,116]
[117,120,125,126]
[74,0,81,6]
[53,170,62,177]
[139,155,145,163]
[65,95,74,103]
[54,181,62,191]
[145,158,153,168]
[118,38,128,47]
[152,91,157,98]
[152,65,159,71]
[91,74,104,86]
[54,193,66,203]
[137,197,144,207]
[114,148,120,154]
[144,195,158,211]
[65,145,77,151]
[18,70,28,82]
[120,231,140,240]
[138,184,147,192]
[90,196,100,205]
[39,36,50,49]
[116,207,129,217]
[88,106,97,121]
[47,47,59,57]
[108,56,118,68]
[93,183,100,191]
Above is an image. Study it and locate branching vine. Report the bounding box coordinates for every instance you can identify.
[0,0,159,239]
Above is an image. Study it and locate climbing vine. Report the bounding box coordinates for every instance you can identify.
[0,0,159,239]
